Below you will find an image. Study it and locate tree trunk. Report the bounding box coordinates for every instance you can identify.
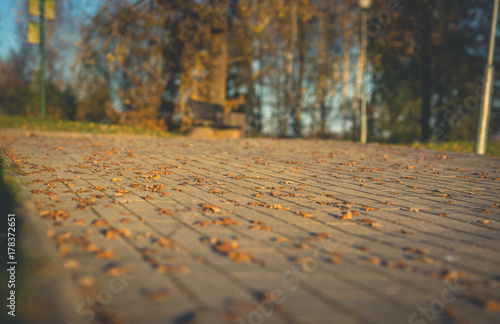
[341,3,351,138]
[283,0,297,137]
[420,3,432,142]
[293,18,305,138]
[352,14,364,141]
[208,1,229,106]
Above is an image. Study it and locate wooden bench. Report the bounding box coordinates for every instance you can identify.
[186,98,246,130]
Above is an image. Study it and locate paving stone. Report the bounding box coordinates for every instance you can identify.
[1,130,499,324]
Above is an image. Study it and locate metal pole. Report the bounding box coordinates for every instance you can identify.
[475,0,499,154]
[40,0,46,121]
[360,9,367,144]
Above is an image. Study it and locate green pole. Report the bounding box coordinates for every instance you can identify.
[40,0,46,121]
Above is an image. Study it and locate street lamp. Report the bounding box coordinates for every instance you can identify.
[475,0,499,154]
[359,0,372,144]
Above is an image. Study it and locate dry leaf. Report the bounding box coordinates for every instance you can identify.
[156,208,173,216]
[156,264,190,274]
[228,252,253,263]
[367,257,381,265]
[358,219,382,227]
[213,238,239,254]
[101,229,118,240]
[296,211,314,218]
[340,212,352,220]
[328,256,342,264]
[118,228,134,237]
[146,289,170,301]
[105,264,130,276]
[63,259,80,270]
[194,220,214,227]
[484,300,500,312]
[267,204,290,210]
[40,209,70,221]
[274,237,291,243]
[95,249,116,259]
[111,178,122,181]
[92,219,109,227]
[214,218,241,226]
[74,219,86,225]
[200,203,222,213]
[154,237,178,250]
[315,232,331,241]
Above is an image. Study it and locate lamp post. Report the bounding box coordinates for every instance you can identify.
[359,0,371,144]
[40,0,45,121]
[475,0,499,155]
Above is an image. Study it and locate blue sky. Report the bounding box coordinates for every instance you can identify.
[0,0,102,59]
[0,0,22,58]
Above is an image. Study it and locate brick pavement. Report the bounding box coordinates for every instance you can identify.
[1,129,500,324]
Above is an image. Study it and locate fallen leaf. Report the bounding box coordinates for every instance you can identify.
[101,229,118,240]
[214,217,241,226]
[156,264,190,274]
[200,203,222,213]
[296,211,314,218]
[118,228,134,237]
[111,178,123,181]
[315,232,331,241]
[74,219,86,225]
[145,289,170,301]
[358,219,382,227]
[328,256,342,264]
[484,300,500,312]
[154,237,179,250]
[228,252,253,263]
[40,209,70,221]
[339,212,352,220]
[156,208,173,216]
[267,204,290,210]
[105,264,131,276]
[213,238,239,254]
[194,220,214,227]
[367,257,381,265]
[63,259,80,270]
[95,249,116,260]
[274,237,291,243]
[92,219,110,227]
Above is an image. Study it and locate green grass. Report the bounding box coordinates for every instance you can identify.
[0,114,177,137]
[402,141,500,156]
